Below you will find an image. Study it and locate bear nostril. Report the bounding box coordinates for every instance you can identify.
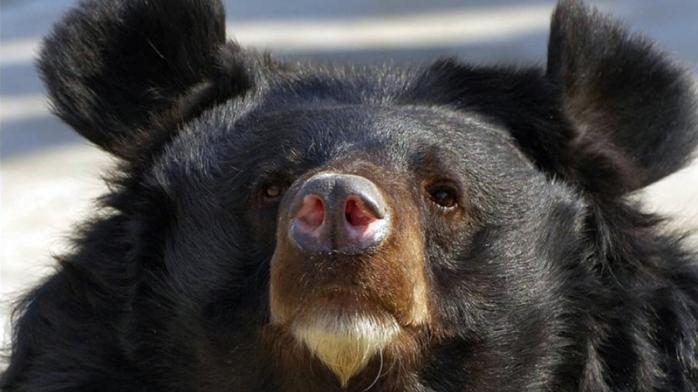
[345,197,378,227]
[295,195,325,235]
[288,173,390,253]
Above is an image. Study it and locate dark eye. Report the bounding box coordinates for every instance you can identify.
[427,183,459,209]
[262,184,285,201]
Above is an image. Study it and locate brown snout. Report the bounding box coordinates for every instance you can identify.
[269,169,430,387]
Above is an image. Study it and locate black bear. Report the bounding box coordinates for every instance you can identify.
[2,0,698,391]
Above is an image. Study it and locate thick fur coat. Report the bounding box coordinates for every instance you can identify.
[2,0,698,391]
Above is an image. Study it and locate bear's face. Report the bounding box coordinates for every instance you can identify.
[148,94,581,386]
[27,0,697,390]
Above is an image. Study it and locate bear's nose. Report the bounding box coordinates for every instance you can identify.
[289,173,390,254]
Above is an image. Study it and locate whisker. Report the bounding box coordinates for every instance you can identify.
[361,349,384,392]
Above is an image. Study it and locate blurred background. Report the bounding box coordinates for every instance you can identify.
[2,0,697,351]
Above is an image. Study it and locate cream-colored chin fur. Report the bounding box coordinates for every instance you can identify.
[292,313,400,387]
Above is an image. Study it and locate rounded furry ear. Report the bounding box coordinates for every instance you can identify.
[39,0,250,160]
[547,0,698,194]
[408,0,696,198]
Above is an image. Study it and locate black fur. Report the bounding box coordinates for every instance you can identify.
[3,0,698,391]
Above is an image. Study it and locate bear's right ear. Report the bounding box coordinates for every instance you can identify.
[39,0,251,160]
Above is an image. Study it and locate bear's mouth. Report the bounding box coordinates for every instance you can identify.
[285,291,402,386]
[268,254,427,385]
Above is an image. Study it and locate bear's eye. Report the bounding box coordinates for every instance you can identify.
[263,185,285,201]
[426,183,459,209]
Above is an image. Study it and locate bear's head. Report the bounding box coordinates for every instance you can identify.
[33,0,697,390]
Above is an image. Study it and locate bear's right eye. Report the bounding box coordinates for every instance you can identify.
[263,185,285,201]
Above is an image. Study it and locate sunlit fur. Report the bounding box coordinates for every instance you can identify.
[3,0,698,391]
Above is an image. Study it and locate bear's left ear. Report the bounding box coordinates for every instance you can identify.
[39,0,252,161]
[547,0,698,195]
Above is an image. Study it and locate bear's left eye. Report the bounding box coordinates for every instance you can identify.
[426,183,459,209]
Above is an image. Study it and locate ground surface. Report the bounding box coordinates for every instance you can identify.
[2,0,697,355]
